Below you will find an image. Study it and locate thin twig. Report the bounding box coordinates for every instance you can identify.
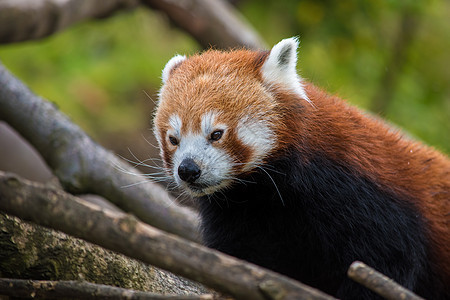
[347,261,425,300]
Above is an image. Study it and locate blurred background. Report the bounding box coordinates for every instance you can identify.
[0,0,449,184]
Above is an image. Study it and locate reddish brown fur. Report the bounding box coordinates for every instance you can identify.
[155,50,273,174]
[272,83,450,283]
[155,48,450,284]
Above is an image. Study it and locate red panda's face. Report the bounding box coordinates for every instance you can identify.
[153,38,308,196]
[154,54,278,197]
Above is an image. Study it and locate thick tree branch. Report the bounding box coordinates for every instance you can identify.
[0,171,335,300]
[0,278,212,300]
[0,0,266,49]
[142,0,266,49]
[0,0,140,44]
[0,61,200,242]
[0,213,207,296]
[347,261,424,300]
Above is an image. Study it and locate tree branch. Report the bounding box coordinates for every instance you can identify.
[0,278,212,300]
[347,261,424,300]
[142,0,266,49]
[0,171,335,300]
[0,61,200,242]
[0,0,266,49]
[0,0,140,44]
[0,212,207,296]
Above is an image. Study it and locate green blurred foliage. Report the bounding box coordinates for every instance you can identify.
[0,9,198,139]
[240,0,450,153]
[0,2,448,154]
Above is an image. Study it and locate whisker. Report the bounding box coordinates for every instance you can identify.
[141,134,160,149]
[115,153,156,171]
[141,171,168,176]
[231,177,255,185]
[113,151,173,187]
[259,163,286,175]
[166,188,195,209]
[143,177,172,183]
[143,89,157,105]
[112,164,145,177]
[121,180,152,189]
[126,149,163,170]
[257,166,285,206]
[210,194,223,209]
[111,158,142,176]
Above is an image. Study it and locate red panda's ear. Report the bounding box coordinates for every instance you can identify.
[261,37,309,102]
[162,54,186,84]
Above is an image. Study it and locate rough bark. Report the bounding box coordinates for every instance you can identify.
[0,0,266,50]
[0,213,208,296]
[0,278,212,299]
[0,171,335,300]
[142,0,266,49]
[0,61,200,243]
[0,0,139,44]
[347,261,425,300]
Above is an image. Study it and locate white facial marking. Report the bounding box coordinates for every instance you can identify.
[201,111,216,136]
[171,111,232,196]
[201,111,227,136]
[238,116,275,171]
[261,37,311,104]
[168,114,182,137]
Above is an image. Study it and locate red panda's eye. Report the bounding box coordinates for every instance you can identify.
[210,130,224,141]
[169,136,179,146]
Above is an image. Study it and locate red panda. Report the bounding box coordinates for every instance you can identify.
[153,38,450,299]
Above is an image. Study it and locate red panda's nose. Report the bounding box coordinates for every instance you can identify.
[178,158,201,183]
